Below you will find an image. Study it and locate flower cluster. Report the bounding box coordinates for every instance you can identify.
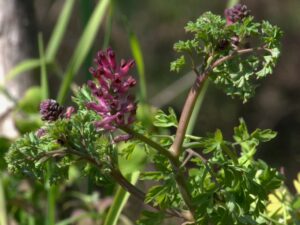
[39,99,75,122]
[86,48,137,131]
[224,3,250,25]
[40,99,64,121]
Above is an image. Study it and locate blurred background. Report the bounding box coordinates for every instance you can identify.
[0,0,299,224]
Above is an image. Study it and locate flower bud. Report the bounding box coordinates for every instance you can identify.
[40,99,64,122]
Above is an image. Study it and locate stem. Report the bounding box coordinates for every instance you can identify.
[169,46,269,220]
[103,171,140,225]
[120,126,178,166]
[171,46,268,158]
[171,74,209,158]
[120,127,195,220]
[110,169,145,201]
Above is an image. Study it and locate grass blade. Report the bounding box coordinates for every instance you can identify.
[57,0,110,104]
[46,0,75,62]
[102,3,114,49]
[5,59,40,81]
[103,171,140,225]
[38,33,49,99]
[129,32,147,102]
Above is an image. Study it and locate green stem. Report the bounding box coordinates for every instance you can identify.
[38,33,49,99]
[0,175,7,225]
[120,126,178,166]
[45,163,56,225]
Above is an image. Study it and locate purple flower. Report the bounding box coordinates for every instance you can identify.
[86,48,137,132]
[65,106,76,119]
[224,4,250,25]
[40,99,64,122]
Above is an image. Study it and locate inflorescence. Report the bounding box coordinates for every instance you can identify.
[224,3,251,25]
[86,48,137,132]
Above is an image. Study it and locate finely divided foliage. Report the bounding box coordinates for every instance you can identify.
[6,4,284,225]
[171,5,282,102]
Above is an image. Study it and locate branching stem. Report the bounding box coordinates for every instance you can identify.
[120,126,179,166]
[171,46,269,158]
[169,45,270,218]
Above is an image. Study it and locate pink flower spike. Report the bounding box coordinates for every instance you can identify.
[86,48,137,132]
[86,102,109,113]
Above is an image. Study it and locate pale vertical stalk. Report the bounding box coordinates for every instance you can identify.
[0,175,7,225]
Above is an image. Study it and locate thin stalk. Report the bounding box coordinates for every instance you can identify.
[39,33,55,225]
[45,163,57,225]
[0,175,8,225]
[38,33,49,99]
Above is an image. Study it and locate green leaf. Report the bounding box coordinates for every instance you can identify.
[170,55,185,73]
[185,12,226,46]
[251,129,277,142]
[233,118,250,143]
[118,143,147,175]
[137,211,164,225]
[199,129,223,154]
[129,31,147,102]
[153,107,178,128]
[140,171,165,181]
